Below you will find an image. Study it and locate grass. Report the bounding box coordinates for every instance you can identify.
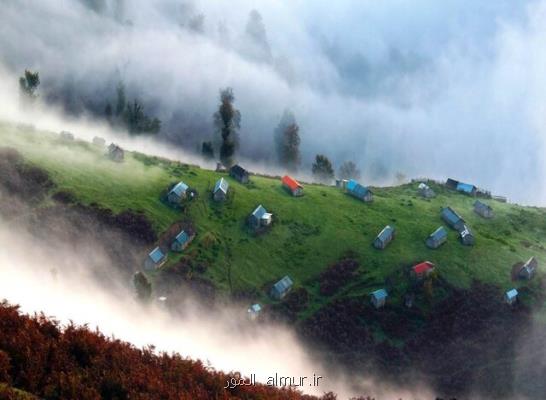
[2,122,546,315]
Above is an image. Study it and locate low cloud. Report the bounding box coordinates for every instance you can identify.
[2,1,546,204]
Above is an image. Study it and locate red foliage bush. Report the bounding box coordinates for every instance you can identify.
[0,301,339,400]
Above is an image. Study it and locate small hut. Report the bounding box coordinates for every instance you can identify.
[426,226,448,249]
[107,143,124,162]
[144,247,167,271]
[213,177,229,202]
[459,224,475,246]
[519,256,538,280]
[247,303,262,320]
[373,225,395,250]
[92,136,106,147]
[474,200,494,219]
[346,179,373,202]
[456,181,477,196]
[505,289,518,305]
[441,206,465,231]
[370,289,388,309]
[167,181,189,205]
[270,276,293,300]
[171,230,193,252]
[59,131,74,141]
[230,164,250,184]
[411,261,435,279]
[418,183,436,198]
[248,205,272,230]
[282,175,303,196]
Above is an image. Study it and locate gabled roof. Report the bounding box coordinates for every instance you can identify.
[273,276,293,294]
[413,261,435,275]
[376,225,394,242]
[230,164,248,176]
[506,288,518,300]
[474,200,492,211]
[522,256,537,271]
[174,230,189,244]
[457,182,476,193]
[248,304,262,313]
[251,205,268,219]
[170,181,189,197]
[282,175,302,191]
[371,289,388,300]
[441,207,464,225]
[347,179,371,197]
[429,226,448,241]
[213,177,229,194]
[149,247,165,263]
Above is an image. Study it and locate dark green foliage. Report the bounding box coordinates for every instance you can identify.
[115,82,126,117]
[18,70,40,100]
[214,88,240,167]
[133,272,152,302]
[312,154,335,183]
[201,141,214,160]
[274,110,301,171]
[124,100,161,135]
[104,103,113,122]
[338,161,361,180]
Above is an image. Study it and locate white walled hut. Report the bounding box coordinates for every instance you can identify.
[373,225,395,250]
[459,224,475,246]
[212,177,229,202]
[248,205,272,230]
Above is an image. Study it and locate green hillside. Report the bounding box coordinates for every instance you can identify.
[2,122,545,316]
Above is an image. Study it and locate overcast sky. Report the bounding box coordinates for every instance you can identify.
[1,0,545,204]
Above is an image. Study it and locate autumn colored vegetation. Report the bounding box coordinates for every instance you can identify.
[0,301,348,400]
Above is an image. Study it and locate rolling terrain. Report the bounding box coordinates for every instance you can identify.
[2,122,546,398]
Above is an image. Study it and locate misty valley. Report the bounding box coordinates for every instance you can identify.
[1,1,546,400]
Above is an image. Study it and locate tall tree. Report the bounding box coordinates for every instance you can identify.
[124,99,161,135]
[338,161,361,180]
[115,82,126,117]
[104,103,113,122]
[133,272,152,302]
[274,111,301,172]
[274,110,300,170]
[19,70,40,100]
[244,10,272,62]
[201,141,214,160]
[312,154,335,184]
[213,88,241,167]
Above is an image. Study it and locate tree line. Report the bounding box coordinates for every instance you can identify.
[19,70,362,183]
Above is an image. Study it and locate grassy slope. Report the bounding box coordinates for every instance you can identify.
[2,123,546,314]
